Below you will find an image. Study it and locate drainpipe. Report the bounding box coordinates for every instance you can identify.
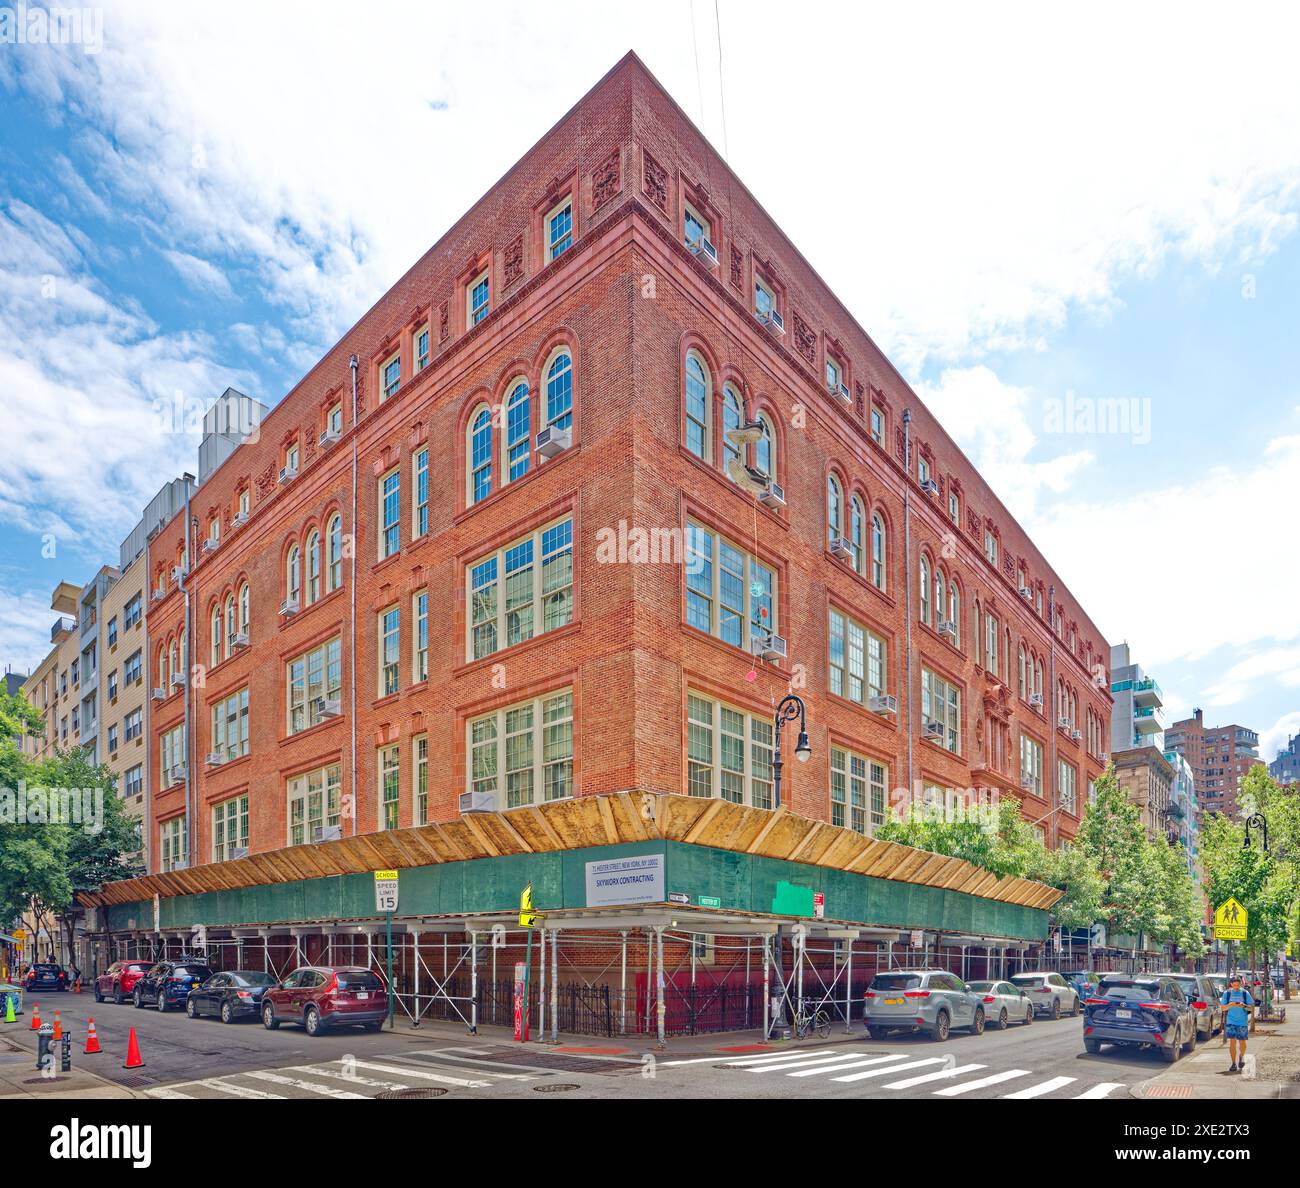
[1048,584,1057,850]
[178,474,195,868]
[903,410,914,792]
[349,355,359,836]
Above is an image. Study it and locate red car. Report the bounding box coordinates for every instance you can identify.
[94,960,153,1005]
[261,966,387,1036]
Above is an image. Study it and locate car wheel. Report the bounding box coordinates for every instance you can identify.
[1051,998,1061,1021]
[133,988,143,1009]
[1161,1038,1181,1063]
[1023,1003,1034,1025]
[304,1006,321,1037]
[365,1021,383,1033]
[1197,1023,1211,1042]
[93,983,103,1003]
[1084,1037,1102,1054]
[221,1001,234,1025]
[114,986,123,1005]
[262,1003,279,1030]
[997,1007,1009,1031]
[1182,1023,1197,1054]
[970,1007,985,1036]
[1070,995,1081,1017]
[865,1026,885,1041]
[156,992,167,1012]
[931,1010,951,1042]
[185,998,197,1019]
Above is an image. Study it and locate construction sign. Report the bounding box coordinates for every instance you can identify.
[519,882,543,928]
[1213,897,1248,941]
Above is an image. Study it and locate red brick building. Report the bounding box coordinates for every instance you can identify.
[1165,708,1263,820]
[144,52,1111,877]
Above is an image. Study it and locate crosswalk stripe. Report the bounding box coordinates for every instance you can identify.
[833,1057,945,1084]
[197,1077,286,1099]
[1075,1082,1125,1099]
[882,1063,985,1090]
[1002,1075,1076,1099]
[933,1069,1030,1096]
[145,1086,193,1099]
[348,1059,491,1088]
[663,1049,835,1068]
[245,1070,368,1099]
[406,1051,536,1078]
[740,1051,879,1073]
[291,1064,412,1091]
[787,1054,909,1078]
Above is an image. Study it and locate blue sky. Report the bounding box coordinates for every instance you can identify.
[0,1,1297,760]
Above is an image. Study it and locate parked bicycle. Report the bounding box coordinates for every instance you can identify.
[793,1002,831,1040]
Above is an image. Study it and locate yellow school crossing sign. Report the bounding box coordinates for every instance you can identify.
[1214,897,1248,941]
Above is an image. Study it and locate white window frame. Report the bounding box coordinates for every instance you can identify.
[211,687,250,761]
[212,794,249,863]
[828,608,887,705]
[379,743,400,830]
[685,692,774,809]
[287,764,341,846]
[685,520,776,654]
[921,667,962,754]
[413,734,429,825]
[1020,733,1044,797]
[467,516,574,661]
[413,447,429,538]
[378,605,400,697]
[286,637,342,735]
[468,690,574,809]
[830,746,888,835]
[468,269,490,325]
[545,195,573,263]
[413,590,428,683]
[379,469,400,559]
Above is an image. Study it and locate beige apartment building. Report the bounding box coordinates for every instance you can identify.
[100,548,149,823]
[21,581,84,761]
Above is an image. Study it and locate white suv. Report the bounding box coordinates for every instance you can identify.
[1009,971,1080,1018]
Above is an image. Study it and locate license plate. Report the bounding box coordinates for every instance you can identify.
[884,997,903,1006]
[1116,1009,1132,1019]
[356,991,369,1000]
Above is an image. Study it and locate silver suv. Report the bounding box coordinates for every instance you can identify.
[1010,971,1080,1018]
[864,969,986,1041]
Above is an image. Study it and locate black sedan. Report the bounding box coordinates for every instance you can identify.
[24,963,68,992]
[186,970,278,1023]
[133,960,214,1011]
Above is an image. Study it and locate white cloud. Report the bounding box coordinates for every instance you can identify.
[1261,710,1300,764]
[162,249,232,298]
[0,585,61,677]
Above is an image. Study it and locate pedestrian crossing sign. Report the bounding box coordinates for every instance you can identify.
[1213,897,1248,941]
[519,882,543,928]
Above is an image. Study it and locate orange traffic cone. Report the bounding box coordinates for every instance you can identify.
[51,1010,62,1041]
[123,1026,144,1069]
[74,977,81,994]
[84,1017,101,1054]
[29,1002,40,1031]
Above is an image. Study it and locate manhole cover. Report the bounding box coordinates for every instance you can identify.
[375,1087,448,1100]
[533,1082,580,1093]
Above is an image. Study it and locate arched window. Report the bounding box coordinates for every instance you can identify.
[722,385,743,478]
[505,380,530,481]
[546,350,572,431]
[871,512,886,590]
[919,554,931,625]
[238,582,250,634]
[684,353,710,461]
[168,639,178,685]
[225,593,236,657]
[305,529,321,605]
[850,496,865,574]
[827,475,843,544]
[1018,644,1027,699]
[756,413,775,480]
[1034,658,1044,699]
[210,604,221,667]
[1005,627,1012,686]
[287,543,301,605]
[973,600,982,666]
[934,569,946,631]
[948,580,961,648]
[327,514,342,590]
[469,406,493,504]
[158,647,167,688]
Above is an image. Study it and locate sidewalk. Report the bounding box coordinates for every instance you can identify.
[0,1020,145,1099]
[1131,1008,1300,1100]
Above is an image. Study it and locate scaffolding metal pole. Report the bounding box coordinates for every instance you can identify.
[620,930,628,1036]
[845,941,854,1033]
[469,930,478,1035]
[655,926,666,1048]
[537,927,547,1043]
[644,929,653,1036]
[762,933,771,1039]
[550,927,559,1043]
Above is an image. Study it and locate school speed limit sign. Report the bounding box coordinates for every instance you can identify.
[374,870,399,913]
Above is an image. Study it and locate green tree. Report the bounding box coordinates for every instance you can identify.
[1075,769,1151,945]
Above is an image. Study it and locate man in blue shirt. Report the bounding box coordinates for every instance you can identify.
[1221,973,1254,1073]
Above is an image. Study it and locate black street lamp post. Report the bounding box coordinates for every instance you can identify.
[772,694,812,810]
[1243,813,1269,852]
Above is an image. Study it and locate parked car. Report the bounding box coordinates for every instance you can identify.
[863,969,986,1041]
[1083,972,1197,1063]
[261,966,387,1036]
[133,959,214,1012]
[1168,972,1223,1040]
[1010,971,1080,1018]
[94,960,153,1005]
[186,970,279,1023]
[1066,970,1104,999]
[966,979,1034,1029]
[23,963,68,993]
[1207,973,1228,1002]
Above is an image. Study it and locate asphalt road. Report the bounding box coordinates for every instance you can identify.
[10,991,1212,1100]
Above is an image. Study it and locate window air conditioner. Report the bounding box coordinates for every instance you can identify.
[758,308,785,335]
[279,598,299,617]
[751,633,788,663]
[278,465,298,484]
[868,694,898,716]
[459,790,497,814]
[828,536,855,562]
[319,429,341,448]
[535,424,572,460]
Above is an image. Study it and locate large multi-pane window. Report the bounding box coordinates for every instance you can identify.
[212,794,249,862]
[1020,734,1044,796]
[469,690,574,808]
[211,688,250,761]
[545,350,573,431]
[305,530,321,604]
[413,591,428,683]
[379,470,400,559]
[379,744,400,829]
[327,514,343,590]
[160,817,187,872]
[413,447,429,537]
[685,522,775,652]
[379,607,400,697]
[413,734,428,825]
[828,609,887,704]
[287,638,342,734]
[685,353,709,460]
[160,724,186,784]
[505,381,530,481]
[287,764,341,846]
[830,746,887,834]
[984,613,999,674]
[1058,759,1077,814]
[469,407,493,504]
[686,693,774,808]
[921,668,961,754]
[468,517,573,660]
[871,513,886,590]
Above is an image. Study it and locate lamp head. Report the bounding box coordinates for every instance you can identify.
[795,731,812,762]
